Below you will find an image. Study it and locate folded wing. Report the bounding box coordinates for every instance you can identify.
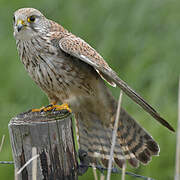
[59,36,174,132]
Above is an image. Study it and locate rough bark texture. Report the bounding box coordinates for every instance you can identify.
[9,110,78,180]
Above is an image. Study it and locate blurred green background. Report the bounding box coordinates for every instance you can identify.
[0,0,179,179]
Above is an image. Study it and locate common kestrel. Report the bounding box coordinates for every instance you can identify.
[13,8,174,168]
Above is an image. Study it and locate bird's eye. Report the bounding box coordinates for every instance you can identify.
[27,15,36,23]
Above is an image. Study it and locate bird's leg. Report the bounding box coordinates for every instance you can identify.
[49,103,72,112]
[32,101,72,113]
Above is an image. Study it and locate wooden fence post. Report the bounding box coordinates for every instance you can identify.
[8,110,78,180]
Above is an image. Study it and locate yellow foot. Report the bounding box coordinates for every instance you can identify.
[32,103,72,113]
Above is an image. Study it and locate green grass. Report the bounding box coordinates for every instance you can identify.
[0,0,178,179]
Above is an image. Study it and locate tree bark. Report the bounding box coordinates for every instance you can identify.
[8,110,78,180]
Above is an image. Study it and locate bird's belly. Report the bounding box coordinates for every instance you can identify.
[28,56,97,102]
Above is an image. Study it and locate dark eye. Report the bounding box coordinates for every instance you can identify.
[27,15,36,23]
[13,15,15,23]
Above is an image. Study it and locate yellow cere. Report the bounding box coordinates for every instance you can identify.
[17,19,25,25]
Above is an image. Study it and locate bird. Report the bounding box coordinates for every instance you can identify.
[13,7,174,168]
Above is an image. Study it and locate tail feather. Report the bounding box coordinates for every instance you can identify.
[74,107,159,168]
[115,108,159,165]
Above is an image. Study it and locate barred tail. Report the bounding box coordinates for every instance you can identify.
[74,108,159,168]
[115,108,159,167]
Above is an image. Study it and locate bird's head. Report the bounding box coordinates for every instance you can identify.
[13,8,50,40]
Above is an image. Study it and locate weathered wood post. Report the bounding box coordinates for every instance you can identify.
[8,110,78,180]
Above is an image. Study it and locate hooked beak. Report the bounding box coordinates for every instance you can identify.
[16,20,26,32]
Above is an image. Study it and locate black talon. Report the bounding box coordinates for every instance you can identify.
[40,109,45,112]
[40,104,54,112]
[45,104,53,108]
[52,107,57,112]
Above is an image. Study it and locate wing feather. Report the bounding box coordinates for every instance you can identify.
[59,36,174,132]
